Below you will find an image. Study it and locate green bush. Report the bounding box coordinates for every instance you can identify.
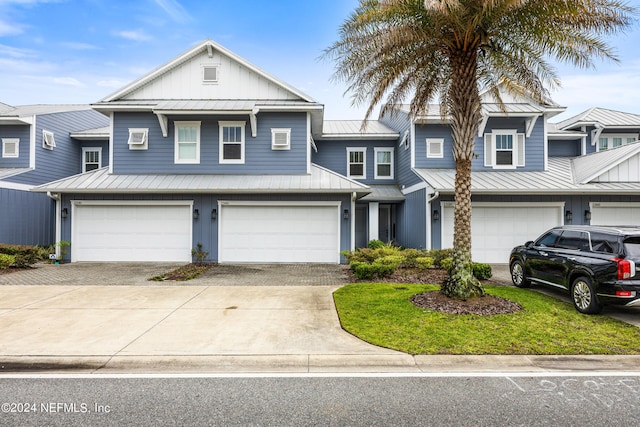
[416,256,434,269]
[398,248,425,268]
[472,262,492,280]
[0,254,15,269]
[367,239,385,249]
[0,244,48,267]
[440,257,453,272]
[428,248,455,267]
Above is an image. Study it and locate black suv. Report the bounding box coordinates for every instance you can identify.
[509,225,640,314]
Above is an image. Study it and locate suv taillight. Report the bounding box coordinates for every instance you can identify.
[612,258,636,280]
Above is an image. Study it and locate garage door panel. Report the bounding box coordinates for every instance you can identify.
[591,206,640,226]
[73,204,192,262]
[220,205,340,263]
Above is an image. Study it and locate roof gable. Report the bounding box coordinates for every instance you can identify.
[556,107,640,130]
[100,39,315,103]
[572,141,640,184]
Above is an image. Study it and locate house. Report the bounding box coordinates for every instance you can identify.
[0,103,109,246]
[29,39,640,264]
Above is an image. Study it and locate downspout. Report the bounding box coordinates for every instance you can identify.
[47,192,62,258]
[426,191,440,250]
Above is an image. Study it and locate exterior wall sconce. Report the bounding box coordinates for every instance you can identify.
[211,208,217,221]
[343,209,349,220]
[193,208,199,220]
[433,210,440,221]
[584,210,591,221]
[61,208,68,219]
[565,210,573,222]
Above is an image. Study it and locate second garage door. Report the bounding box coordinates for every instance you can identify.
[219,203,341,263]
[590,202,640,226]
[442,202,563,264]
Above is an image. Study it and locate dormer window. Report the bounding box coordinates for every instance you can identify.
[43,130,55,150]
[484,130,525,169]
[128,128,148,150]
[202,65,219,83]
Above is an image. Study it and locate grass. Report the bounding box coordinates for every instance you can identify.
[333,283,640,355]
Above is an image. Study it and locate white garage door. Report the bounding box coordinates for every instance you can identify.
[73,202,192,262]
[442,203,563,264]
[219,203,340,263]
[590,202,640,226]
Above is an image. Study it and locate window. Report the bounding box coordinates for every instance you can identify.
[271,128,291,150]
[597,134,639,151]
[2,138,19,158]
[202,65,219,83]
[82,147,101,172]
[484,130,524,169]
[42,130,55,150]
[128,128,148,150]
[426,138,444,158]
[175,121,201,164]
[347,147,366,179]
[374,148,393,179]
[219,121,245,164]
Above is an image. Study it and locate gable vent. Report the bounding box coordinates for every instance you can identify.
[203,66,219,83]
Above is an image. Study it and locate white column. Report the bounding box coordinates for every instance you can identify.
[368,202,379,242]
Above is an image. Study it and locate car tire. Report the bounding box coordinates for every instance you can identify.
[571,276,603,314]
[510,260,530,288]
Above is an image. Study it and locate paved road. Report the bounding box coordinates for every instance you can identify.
[1,374,639,426]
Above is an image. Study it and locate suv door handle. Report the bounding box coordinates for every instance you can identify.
[539,251,548,256]
[567,257,576,261]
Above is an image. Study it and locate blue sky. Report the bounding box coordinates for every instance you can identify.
[0,0,638,121]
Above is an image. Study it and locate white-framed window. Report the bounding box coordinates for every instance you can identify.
[128,128,149,150]
[82,147,102,172]
[175,121,201,164]
[219,121,245,164]
[42,130,55,150]
[426,138,444,158]
[374,147,394,179]
[484,130,525,169]
[2,138,19,158]
[347,147,366,179]
[271,128,291,150]
[597,134,639,151]
[202,65,219,83]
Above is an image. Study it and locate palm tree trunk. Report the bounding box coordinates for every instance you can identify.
[441,46,485,299]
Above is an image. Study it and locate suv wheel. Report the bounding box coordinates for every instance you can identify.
[571,276,603,314]
[510,260,530,288]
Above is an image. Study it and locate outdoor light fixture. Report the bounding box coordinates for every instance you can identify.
[193,208,199,220]
[433,210,440,221]
[565,210,573,222]
[211,208,217,221]
[343,209,349,220]
[61,208,68,219]
[584,210,591,221]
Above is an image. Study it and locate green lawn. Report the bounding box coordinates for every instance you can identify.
[333,283,640,355]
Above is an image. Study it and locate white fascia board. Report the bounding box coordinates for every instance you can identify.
[29,115,36,169]
[1,180,33,191]
[0,117,32,125]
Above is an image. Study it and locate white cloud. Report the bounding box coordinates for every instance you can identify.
[60,42,100,50]
[0,43,34,58]
[153,0,192,24]
[0,19,24,36]
[52,76,85,87]
[113,30,152,42]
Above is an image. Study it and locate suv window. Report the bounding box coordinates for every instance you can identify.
[590,232,619,254]
[623,237,640,259]
[535,230,561,247]
[556,230,590,251]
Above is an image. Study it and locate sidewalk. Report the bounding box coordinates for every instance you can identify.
[0,263,638,374]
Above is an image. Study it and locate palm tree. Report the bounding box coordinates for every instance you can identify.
[325,0,635,299]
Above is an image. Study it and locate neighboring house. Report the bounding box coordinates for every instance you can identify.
[29,39,640,264]
[0,103,109,246]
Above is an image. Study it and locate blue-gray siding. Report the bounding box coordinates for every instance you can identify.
[59,193,351,263]
[549,139,581,157]
[396,188,427,250]
[0,188,54,245]
[0,125,30,168]
[379,110,419,187]
[313,139,397,185]
[112,112,309,175]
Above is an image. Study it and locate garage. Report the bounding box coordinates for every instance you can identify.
[218,202,341,263]
[72,202,192,262]
[590,202,640,226]
[441,202,564,264]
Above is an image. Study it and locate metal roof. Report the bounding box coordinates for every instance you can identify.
[0,168,32,180]
[32,164,371,196]
[414,157,640,195]
[555,107,640,130]
[572,140,640,184]
[321,120,399,139]
[0,104,93,117]
[359,185,405,202]
[70,126,110,140]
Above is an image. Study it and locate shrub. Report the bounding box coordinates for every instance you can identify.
[428,248,455,267]
[0,244,47,267]
[472,262,492,280]
[398,248,426,268]
[416,256,434,269]
[368,239,385,249]
[440,257,453,272]
[0,254,15,269]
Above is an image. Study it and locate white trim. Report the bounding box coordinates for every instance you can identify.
[0,181,33,191]
[202,64,219,83]
[127,128,148,147]
[368,202,379,241]
[306,112,312,174]
[401,181,427,195]
[218,200,341,207]
[346,147,366,179]
[441,201,565,209]
[108,112,114,174]
[410,123,415,169]
[174,121,201,164]
[82,147,102,173]
[2,138,19,158]
[29,115,36,169]
[374,147,394,179]
[271,128,291,150]
[219,121,246,164]
[426,138,444,159]
[590,202,640,209]
[42,130,55,150]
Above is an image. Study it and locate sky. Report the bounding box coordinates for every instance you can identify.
[0,0,639,121]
